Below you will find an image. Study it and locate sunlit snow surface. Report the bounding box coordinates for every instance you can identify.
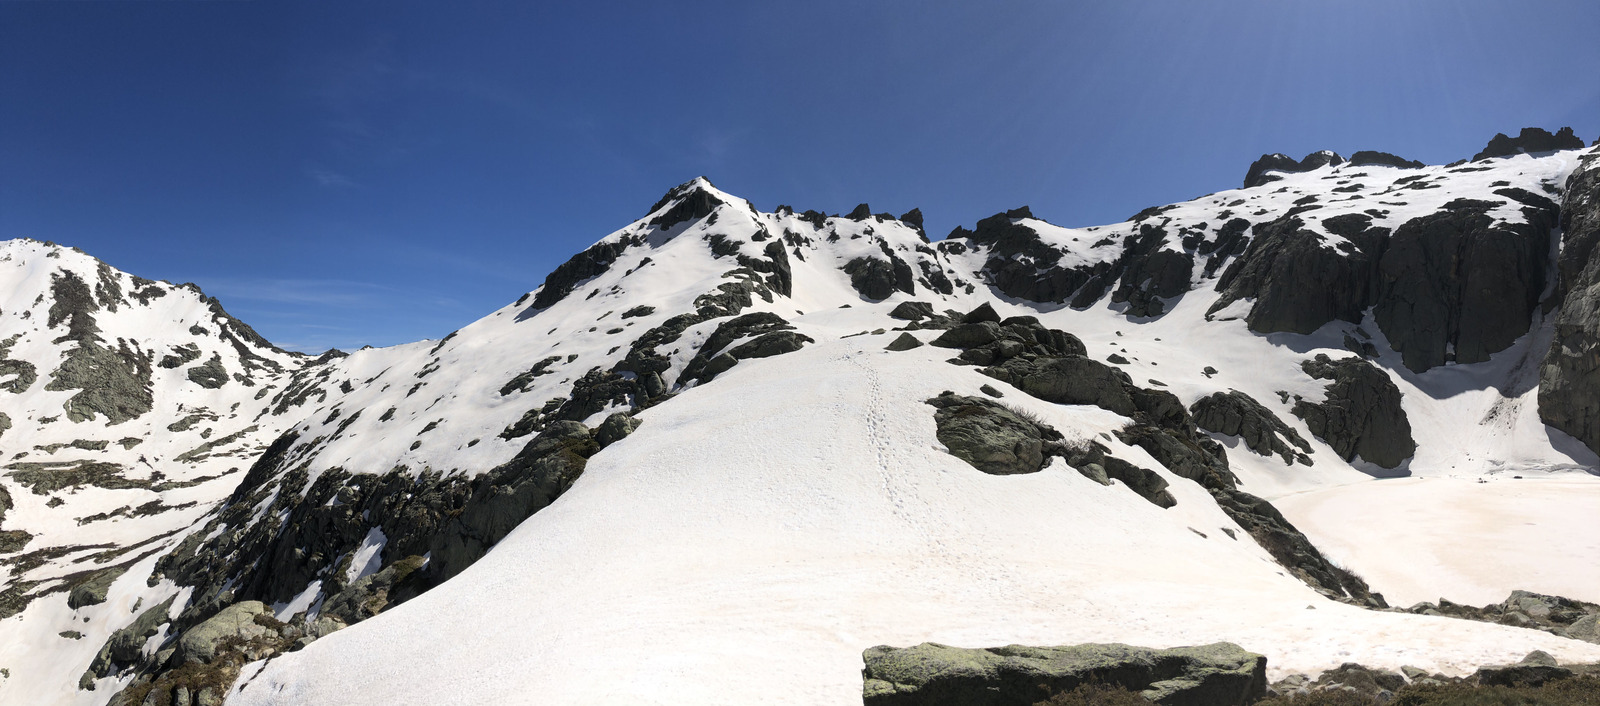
[231,332,1600,706]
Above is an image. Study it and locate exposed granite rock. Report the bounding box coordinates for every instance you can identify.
[1209,214,1386,335]
[647,178,724,231]
[844,255,915,301]
[67,565,128,609]
[1243,151,1345,189]
[82,596,175,686]
[177,601,270,664]
[1539,150,1600,455]
[319,556,426,626]
[681,312,808,384]
[528,237,635,311]
[861,641,1267,706]
[43,270,155,424]
[1401,589,1600,643]
[1473,127,1585,161]
[1190,390,1313,466]
[728,330,813,359]
[594,412,639,449]
[1291,354,1416,469]
[1058,440,1176,508]
[941,209,1118,305]
[1348,151,1424,169]
[986,355,1138,416]
[885,332,923,351]
[185,355,228,389]
[1474,651,1572,687]
[888,301,934,321]
[1374,196,1555,371]
[926,393,1058,476]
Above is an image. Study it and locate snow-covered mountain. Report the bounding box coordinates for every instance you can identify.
[4,128,1600,706]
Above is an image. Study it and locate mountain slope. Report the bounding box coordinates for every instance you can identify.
[4,134,1600,705]
[0,240,336,701]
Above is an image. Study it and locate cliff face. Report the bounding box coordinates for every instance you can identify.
[1539,150,1600,451]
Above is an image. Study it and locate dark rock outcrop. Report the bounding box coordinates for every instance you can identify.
[42,270,155,424]
[1212,196,1556,371]
[844,255,915,301]
[647,178,724,230]
[681,312,810,384]
[941,210,1118,306]
[926,393,1059,476]
[1473,127,1585,161]
[185,354,229,389]
[1209,214,1387,335]
[529,237,635,310]
[1111,226,1194,318]
[861,641,1267,706]
[1348,151,1424,169]
[1191,390,1313,466]
[888,301,934,321]
[1374,197,1555,371]
[922,307,1370,601]
[1539,150,1600,455]
[1057,440,1176,508]
[66,566,127,609]
[1291,355,1415,469]
[885,332,923,351]
[1243,151,1345,189]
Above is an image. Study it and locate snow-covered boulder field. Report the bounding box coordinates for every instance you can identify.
[3,129,1600,705]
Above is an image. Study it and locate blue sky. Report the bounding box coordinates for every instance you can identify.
[3,1,1597,353]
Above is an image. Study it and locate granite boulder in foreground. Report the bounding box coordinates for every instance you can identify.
[862,642,1267,706]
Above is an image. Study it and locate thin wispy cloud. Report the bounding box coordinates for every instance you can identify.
[308,168,357,188]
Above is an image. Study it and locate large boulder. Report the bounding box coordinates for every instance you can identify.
[67,565,128,609]
[1473,651,1573,687]
[1291,355,1415,470]
[926,393,1053,476]
[862,641,1267,706]
[178,601,271,664]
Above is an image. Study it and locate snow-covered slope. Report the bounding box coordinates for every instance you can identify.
[0,240,336,701]
[5,135,1600,706]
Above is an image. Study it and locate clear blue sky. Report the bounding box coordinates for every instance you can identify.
[3,1,1597,352]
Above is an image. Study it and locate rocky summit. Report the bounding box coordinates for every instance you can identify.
[3,133,1600,706]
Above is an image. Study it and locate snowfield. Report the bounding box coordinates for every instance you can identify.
[1275,475,1600,608]
[229,332,1600,706]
